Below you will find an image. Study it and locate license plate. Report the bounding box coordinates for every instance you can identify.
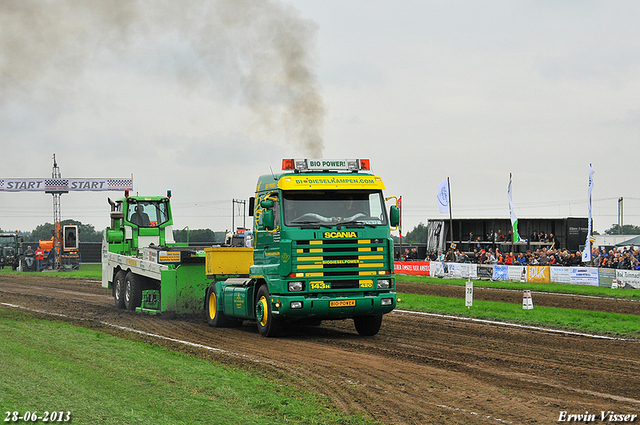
[330,299,356,308]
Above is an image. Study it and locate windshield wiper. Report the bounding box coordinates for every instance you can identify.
[335,220,376,228]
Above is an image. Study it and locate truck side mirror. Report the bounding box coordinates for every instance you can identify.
[248,197,255,217]
[261,210,274,230]
[389,206,400,227]
[260,199,274,208]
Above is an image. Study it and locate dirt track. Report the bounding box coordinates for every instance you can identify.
[1,274,639,424]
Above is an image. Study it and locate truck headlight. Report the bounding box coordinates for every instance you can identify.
[381,298,393,306]
[288,281,304,292]
[290,301,303,309]
[377,279,392,289]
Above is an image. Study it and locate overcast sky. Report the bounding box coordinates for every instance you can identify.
[2,1,639,237]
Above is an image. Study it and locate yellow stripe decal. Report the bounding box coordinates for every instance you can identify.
[359,255,384,260]
[359,263,385,268]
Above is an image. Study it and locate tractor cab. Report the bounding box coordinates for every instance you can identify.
[105,192,175,256]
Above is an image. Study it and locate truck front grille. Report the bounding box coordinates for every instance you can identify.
[292,239,389,289]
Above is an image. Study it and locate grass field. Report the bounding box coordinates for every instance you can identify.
[0,308,378,425]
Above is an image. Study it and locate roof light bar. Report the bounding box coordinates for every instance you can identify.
[281,159,371,171]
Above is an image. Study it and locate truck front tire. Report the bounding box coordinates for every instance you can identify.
[354,315,383,336]
[114,270,127,309]
[255,285,282,337]
[124,272,142,311]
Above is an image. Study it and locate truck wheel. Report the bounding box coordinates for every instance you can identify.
[354,315,383,336]
[205,285,241,327]
[255,285,282,337]
[114,270,127,309]
[124,272,142,311]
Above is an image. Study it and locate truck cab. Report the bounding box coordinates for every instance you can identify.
[208,158,399,337]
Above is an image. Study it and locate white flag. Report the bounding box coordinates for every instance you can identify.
[508,175,522,243]
[437,178,450,214]
[582,165,594,262]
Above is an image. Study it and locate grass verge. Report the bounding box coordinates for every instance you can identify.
[397,292,640,338]
[397,275,640,300]
[0,308,379,425]
[0,263,102,280]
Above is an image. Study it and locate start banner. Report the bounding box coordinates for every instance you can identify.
[0,178,133,192]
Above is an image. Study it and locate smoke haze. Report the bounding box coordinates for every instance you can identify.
[0,0,324,156]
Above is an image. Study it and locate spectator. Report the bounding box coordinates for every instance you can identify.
[504,252,514,265]
[35,246,44,271]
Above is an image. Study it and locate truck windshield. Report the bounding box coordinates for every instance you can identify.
[282,190,387,227]
[127,201,169,227]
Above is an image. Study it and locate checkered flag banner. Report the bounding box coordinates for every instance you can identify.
[46,179,69,191]
[107,178,134,191]
[0,178,133,191]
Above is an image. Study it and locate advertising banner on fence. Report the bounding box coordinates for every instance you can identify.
[526,266,550,283]
[492,265,508,281]
[394,261,430,276]
[570,267,599,286]
[508,265,526,282]
[447,263,478,279]
[550,267,572,284]
[616,269,640,289]
[598,268,616,288]
[430,261,445,277]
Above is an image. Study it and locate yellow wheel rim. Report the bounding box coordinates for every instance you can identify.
[258,296,269,327]
[208,291,217,320]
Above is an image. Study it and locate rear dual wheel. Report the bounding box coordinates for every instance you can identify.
[205,285,241,327]
[124,272,143,311]
[114,270,127,309]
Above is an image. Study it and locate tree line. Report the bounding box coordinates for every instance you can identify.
[1,221,225,244]
[3,220,638,245]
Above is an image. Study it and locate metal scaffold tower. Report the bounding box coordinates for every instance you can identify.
[46,154,68,269]
[0,154,133,271]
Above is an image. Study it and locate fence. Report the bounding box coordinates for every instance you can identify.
[394,261,640,289]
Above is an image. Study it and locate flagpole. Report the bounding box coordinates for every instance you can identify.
[447,177,454,250]
[510,173,514,255]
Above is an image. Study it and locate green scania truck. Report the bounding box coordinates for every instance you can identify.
[102,158,398,336]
